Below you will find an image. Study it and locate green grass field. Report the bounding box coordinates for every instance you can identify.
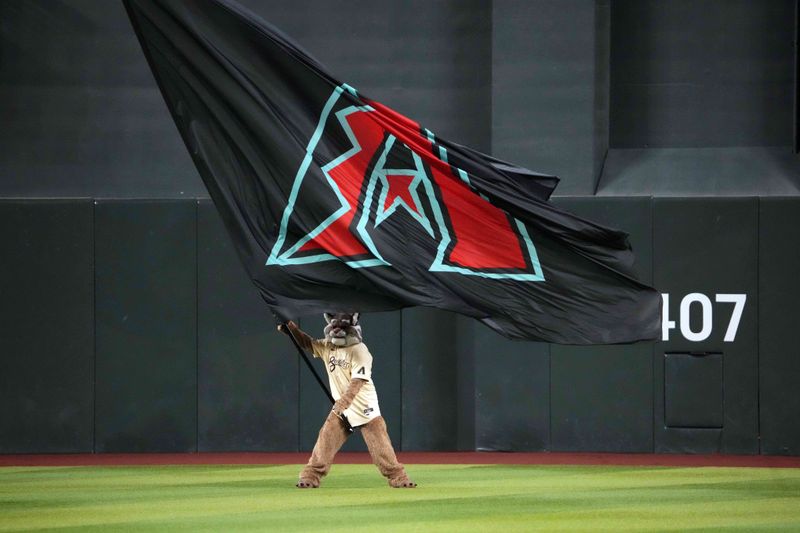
[1,464,799,532]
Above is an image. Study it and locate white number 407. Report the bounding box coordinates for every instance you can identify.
[661,293,746,342]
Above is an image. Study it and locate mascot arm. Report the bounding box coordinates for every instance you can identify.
[278,320,314,352]
[332,378,365,415]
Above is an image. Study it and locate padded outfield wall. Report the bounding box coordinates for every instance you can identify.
[1,1,798,454]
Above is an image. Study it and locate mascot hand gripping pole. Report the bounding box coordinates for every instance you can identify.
[278,313,416,489]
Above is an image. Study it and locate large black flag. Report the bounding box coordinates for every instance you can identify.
[124,0,661,344]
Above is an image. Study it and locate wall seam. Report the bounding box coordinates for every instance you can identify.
[547,343,552,452]
[485,0,492,453]
[195,200,200,453]
[92,200,97,454]
[593,0,610,195]
[399,310,403,452]
[298,322,302,452]
[487,0,494,155]
[487,0,494,154]
[794,0,799,153]
[593,149,609,196]
[756,197,762,454]
[651,196,656,453]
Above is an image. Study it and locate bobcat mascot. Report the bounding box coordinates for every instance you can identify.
[279,313,416,488]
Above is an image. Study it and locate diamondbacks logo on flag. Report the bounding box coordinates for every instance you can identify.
[268,84,544,282]
[124,0,662,344]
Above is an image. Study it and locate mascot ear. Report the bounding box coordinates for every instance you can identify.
[352,312,359,325]
[324,313,333,324]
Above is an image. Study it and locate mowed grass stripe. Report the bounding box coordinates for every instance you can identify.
[1,465,799,532]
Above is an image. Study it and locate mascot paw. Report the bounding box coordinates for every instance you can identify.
[296,479,318,489]
[390,479,417,488]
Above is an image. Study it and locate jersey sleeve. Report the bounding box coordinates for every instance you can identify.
[310,339,327,359]
[350,344,373,382]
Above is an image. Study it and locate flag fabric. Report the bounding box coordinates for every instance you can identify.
[123,0,661,344]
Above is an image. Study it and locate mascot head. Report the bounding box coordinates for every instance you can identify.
[323,312,362,347]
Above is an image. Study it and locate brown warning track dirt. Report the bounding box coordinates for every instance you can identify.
[1,452,798,468]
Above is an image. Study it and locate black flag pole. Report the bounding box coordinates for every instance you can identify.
[280,322,354,434]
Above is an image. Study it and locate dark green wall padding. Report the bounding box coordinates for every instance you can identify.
[0,201,94,453]
[94,201,198,452]
[2,197,798,455]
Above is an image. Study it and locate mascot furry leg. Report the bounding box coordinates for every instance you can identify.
[298,414,415,488]
[361,416,416,488]
[297,411,349,488]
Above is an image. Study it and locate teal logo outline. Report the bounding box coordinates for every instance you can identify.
[267,84,545,282]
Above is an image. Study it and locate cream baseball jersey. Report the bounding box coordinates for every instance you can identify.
[311,340,381,427]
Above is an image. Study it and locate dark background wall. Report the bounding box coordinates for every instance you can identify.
[1,1,798,455]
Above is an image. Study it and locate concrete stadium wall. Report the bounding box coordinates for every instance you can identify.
[4,0,796,199]
[1,1,799,454]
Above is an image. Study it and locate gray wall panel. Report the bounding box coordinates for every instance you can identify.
[455,315,476,451]
[653,198,758,453]
[611,0,794,148]
[0,201,94,453]
[597,147,800,197]
[197,200,297,452]
[549,197,653,452]
[0,1,202,198]
[664,352,724,428]
[474,329,550,452]
[493,0,608,195]
[759,198,800,455]
[401,308,458,451]
[550,346,652,452]
[94,201,197,452]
